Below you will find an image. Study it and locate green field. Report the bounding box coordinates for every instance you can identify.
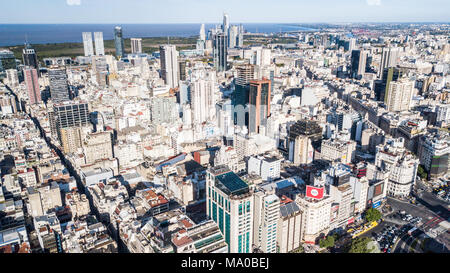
[7,36,197,60]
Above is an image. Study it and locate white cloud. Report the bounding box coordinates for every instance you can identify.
[67,0,81,6]
[366,0,381,6]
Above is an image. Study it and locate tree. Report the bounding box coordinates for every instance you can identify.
[348,237,372,253]
[319,236,335,249]
[417,165,428,180]
[365,208,382,223]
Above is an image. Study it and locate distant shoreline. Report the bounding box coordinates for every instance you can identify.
[0,23,316,47]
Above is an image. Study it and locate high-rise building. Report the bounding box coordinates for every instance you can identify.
[150,96,178,125]
[114,26,125,58]
[190,70,216,124]
[288,120,322,165]
[223,13,230,34]
[320,139,356,164]
[60,127,82,154]
[385,79,414,112]
[253,191,280,253]
[297,194,332,244]
[22,44,39,70]
[418,132,450,179]
[24,67,41,104]
[233,64,255,122]
[160,45,179,89]
[48,66,70,102]
[179,81,191,105]
[178,60,186,81]
[213,33,228,72]
[53,101,90,129]
[199,24,206,42]
[374,66,407,101]
[375,138,419,197]
[206,165,253,253]
[6,69,19,87]
[277,196,303,253]
[82,32,94,57]
[130,38,142,54]
[248,79,271,134]
[237,24,244,48]
[51,101,90,146]
[228,25,238,48]
[379,46,400,78]
[350,49,367,79]
[94,32,105,56]
[348,38,356,52]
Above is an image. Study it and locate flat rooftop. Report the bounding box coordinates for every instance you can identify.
[215,171,249,196]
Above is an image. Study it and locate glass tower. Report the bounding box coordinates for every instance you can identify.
[114,26,125,58]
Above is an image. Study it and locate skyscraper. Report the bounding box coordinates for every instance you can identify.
[379,46,400,78]
[223,13,230,34]
[253,191,280,253]
[233,64,255,125]
[348,38,356,52]
[114,26,125,58]
[248,79,271,134]
[385,79,414,112]
[350,49,367,79]
[213,33,228,72]
[159,45,179,89]
[237,24,244,48]
[6,69,19,87]
[190,70,216,124]
[288,120,322,164]
[82,32,94,57]
[24,67,41,104]
[94,32,105,56]
[51,101,90,147]
[130,38,142,54]
[48,66,70,102]
[22,44,39,70]
[206,165,254,253]
[228,25,238,48]
[199,24,206,42]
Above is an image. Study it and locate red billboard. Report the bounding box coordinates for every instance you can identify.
[306,185,324,199]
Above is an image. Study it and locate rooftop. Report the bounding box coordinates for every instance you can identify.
[214,171,249,196]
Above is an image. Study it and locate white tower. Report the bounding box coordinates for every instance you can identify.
[160,44,179,89]
[94,32,105,56]
[82,32,94,56]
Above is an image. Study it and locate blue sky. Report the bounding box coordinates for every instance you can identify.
[1,0,449,24]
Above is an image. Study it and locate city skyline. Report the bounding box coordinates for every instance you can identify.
[1,0,450,24]
[0,0,449,259]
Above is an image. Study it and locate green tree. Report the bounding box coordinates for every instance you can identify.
[348,237,372,253]
[365,208,382,223]
[319,236,335,249]
[417,165,428,180]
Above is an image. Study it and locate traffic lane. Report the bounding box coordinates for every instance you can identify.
[387,197,436,221]
[394,231,423,253]
[413,192,450,220]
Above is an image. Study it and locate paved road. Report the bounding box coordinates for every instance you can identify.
[393,230,425,253]
[387,197,437,221]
